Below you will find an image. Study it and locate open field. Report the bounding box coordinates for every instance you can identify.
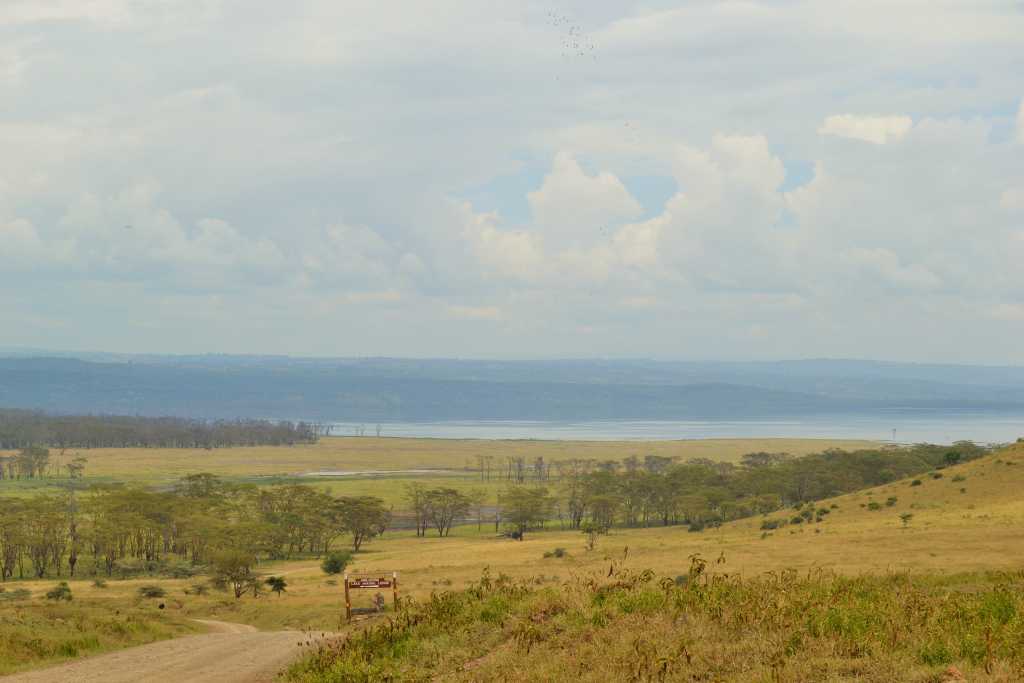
[3,435,879,478]
[4,437,1023,679]
[0,435,877,499]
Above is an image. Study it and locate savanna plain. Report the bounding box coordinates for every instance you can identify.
[3,434,1024,682]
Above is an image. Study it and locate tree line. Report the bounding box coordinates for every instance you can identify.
[414,442,991,540]
[0,475,389,582]
[0,409,320,449]
[0,442,990,583]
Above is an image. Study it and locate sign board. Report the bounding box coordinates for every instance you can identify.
[348,577,392,589]
[344,571,399,621]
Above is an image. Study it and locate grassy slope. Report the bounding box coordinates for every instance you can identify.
[2,440,1020,677]
[0,598,202,676]
[287,443,1024,682]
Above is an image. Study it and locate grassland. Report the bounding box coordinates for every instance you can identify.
[0,435,877,505]
[5,436,1024,680]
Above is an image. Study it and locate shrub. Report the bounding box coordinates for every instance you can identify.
[46,582,73,601]
[790,516,804,525]
[885,497,898,507]
[910,479,922,487]
[867,502,881,511]
[187,582,209,596]
[931,472,944,480]
[952,474,966,482]
[321,551,353,575]
[138,585,166,599]
[0,588,31,602]
[542,547,567,559]
[92,578,108,588]
[166,560,200,578]
[266,576,288,596]
[760,519,782,530]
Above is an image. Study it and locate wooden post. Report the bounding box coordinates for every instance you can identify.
[392,571,399,609]
[344,573,351,622]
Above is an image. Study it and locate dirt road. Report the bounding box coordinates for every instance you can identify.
[0,619,330,683]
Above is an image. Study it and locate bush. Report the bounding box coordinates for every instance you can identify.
[266,576,288,596]
[952,474,966,482]
[322,551,354,575]
[543,547,567,559]
[760,519,782,530]
[45,582,73,601]
[92,578,108,588]
[187,582,209,596]
[138,585,166,599]
[867,502,882,511]
[910,480,922,487]
[931,472,944,480]
[0,588,31,602]
[790,516,804,525]
[885,497,898,507]
[165,560,200,578]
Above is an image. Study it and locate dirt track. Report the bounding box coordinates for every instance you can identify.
[0,619,329,683]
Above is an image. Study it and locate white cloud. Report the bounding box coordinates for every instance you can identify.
[1001,187,1024,212]
[989,303,1024,322]
[819,115,913,144]
[4,1,1024,359]
[1017,99,1024,144]
[843,247,941,291]
[447,304,502,321]
[527,152,643,246]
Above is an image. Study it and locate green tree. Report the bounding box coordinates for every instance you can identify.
[321,551,352,575]
[211,550,259,599]
[580,520,608,551]
[423,488,472,537]
[266,576,288,596]
[335,496,390,551]
[500,486,553,541]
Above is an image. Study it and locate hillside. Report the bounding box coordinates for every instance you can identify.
[287,444,1024,682]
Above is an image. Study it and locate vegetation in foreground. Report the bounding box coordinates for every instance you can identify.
[0,598,199,675]
[290,559,1024,682]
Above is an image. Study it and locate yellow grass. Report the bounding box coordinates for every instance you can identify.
[9,435,878,480]
[4,440,1023,677]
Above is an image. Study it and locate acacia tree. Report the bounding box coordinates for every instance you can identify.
[423,488,472,537]
[212,550,259,599]
[403,484,429,538]
[336,496,390,551]
[499,486,553,541]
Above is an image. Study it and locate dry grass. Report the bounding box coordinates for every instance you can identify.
[5,438,1024,678]
[9,435,877,480]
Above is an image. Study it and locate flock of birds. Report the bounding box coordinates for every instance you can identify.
[546,10,597,60]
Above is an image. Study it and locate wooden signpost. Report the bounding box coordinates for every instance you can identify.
[343,571,399,621]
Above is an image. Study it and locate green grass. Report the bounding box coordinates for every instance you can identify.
[0,598,200,675]
[288,563,1024,682]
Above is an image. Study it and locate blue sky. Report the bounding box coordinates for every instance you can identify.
[2,1,1024,362]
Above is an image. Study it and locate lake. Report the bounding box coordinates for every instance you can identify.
[328,415,1024,445]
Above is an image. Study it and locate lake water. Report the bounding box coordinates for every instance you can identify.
[328,415,1024,445]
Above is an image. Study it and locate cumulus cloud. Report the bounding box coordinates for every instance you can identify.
[818,115,913,144]
[4,1,1024,359]
[527,152,643,245]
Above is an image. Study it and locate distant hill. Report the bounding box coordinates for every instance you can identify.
[2,355,1024,421]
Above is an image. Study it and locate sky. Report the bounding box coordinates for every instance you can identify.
[2,0,1024,362]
